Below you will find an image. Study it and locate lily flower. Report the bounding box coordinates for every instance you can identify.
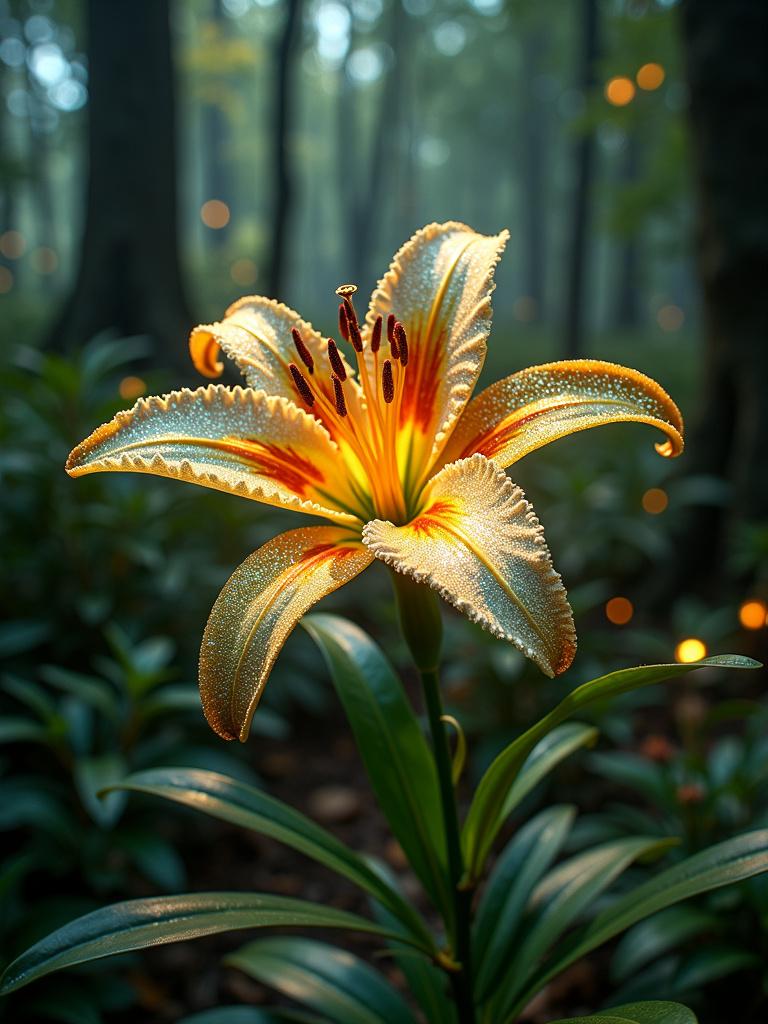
[66,223,683,741]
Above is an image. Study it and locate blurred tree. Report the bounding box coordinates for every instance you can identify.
[519,24,548,322]
[49,0,191,360]
[265,0,302,298]
[563,0,600,356]
[203,0,232,246]
[613,134,641,330]
[674,0,768,588]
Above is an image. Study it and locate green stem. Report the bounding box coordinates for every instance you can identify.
[391,573,475,1023]
[421,667,476,1024]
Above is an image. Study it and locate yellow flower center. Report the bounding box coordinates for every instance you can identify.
[287,285,413,524]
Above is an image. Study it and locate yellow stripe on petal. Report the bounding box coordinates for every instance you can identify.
[200,527,372,740]
[66,385,363,525]
[189,296,363,427]
[364,222,509,487]
[363,453,576,677]
[441,359,684,470]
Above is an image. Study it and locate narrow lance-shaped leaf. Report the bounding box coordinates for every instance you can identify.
[227,937,420,1024]
[505,829,768,1020]
[0,893,404,996]
[113,767,434,951]
[301,614,452,921]
[462,656,761,882]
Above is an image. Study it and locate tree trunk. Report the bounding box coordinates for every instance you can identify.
[613,135,641,331]
[203,0,231,246]
[48,0,192,363]
[562,0,599,357]
[265,0,302,299]
[519,27,548,321]
[671,0,768,590]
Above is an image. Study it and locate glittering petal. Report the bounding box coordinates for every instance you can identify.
[363,453,576,677]
[66,385,363,525]
[364,222,509,486]
[189,296,363,431]
[200,527,372,740]
[441,359,684,470]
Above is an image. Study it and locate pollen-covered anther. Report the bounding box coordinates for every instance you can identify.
[291,327,314,374]
[327,338,347,381]
[348,317,363,353]
[371,314,383,354]
[382,359,394,404]
[288,363,315,407]
[386,313,396,346]
[332,374,348,417]
[394,321,408,366]
[338,302,350,341]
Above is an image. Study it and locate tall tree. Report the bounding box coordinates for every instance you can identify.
[202,0,232,246]
[562,0,599,357]
[49,0,192,361]
[612,135,641,331]
[519,26,548,321]
[672,0,768,588]
[265,0,302,298]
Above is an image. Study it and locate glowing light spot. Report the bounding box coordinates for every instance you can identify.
[31,246,58,273]
[230,257,258,285]
[0,230,25,259]
[0,266,13,293]
[513,296,537,322]
[675,638,707,663]
[739,600,767,630]
[201,199,230,229]
[657,304,684,331]
[119,376,146,400]
[642,487,669,514]
[606,596,634,626]
[637,62,665,90]
[605,76,635,106]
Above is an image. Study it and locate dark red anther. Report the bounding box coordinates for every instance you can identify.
[332,374,348,417]
[382,360,394,404]
[338,303,350,341]
[386,313,396,345]
[394,321,408,366]
[348,317,363,353]
[371,314,383,354]
[289,363,315,407]
[327,338,346,381]
[291,327,314,374]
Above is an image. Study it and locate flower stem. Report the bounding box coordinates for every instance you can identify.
[420,666,476,1024]
[391,573,476,1020]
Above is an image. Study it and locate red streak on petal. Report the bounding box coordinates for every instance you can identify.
[410,499,457,537]
[400,323,445,433]
[219,437,325,497]
[459,401,580,460]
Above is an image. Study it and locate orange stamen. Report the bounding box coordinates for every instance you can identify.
[327,338,346,381]
[291,327,314,374]
[332,374,348,418]
[394,321,408,366]
[289,363,315,407]
[371,314,383,353]
[382,360,394,404]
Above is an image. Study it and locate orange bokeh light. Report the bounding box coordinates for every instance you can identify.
[119,376,146,400]
[605,76,636,107]
[0,230,25,259]
[231,258,258,286]
[657,304,685,332]
[606,596,634,626]
[32,246,58,274]
[739,600,767,630]
[201,199,230,229]
[675,638,707,663]
[642,487,669,514]
[636,63,665,91]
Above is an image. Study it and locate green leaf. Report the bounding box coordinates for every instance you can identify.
[227,936,419,1024]
[611,907,716,982]
[39,665,120,722]
[367,860,455,1024]
[508,829,768,1018]
[74,754,128,827]
[500,723,598,821]
[302,614,450,916]
[0,892,399,995]
[178,1008,323,1024]
[493,836,676,1018]
[463,656,760,881]
[0,716,50,745]
[1,673,58,721]
[473,805,576,1002]
[114,767,433,951]
[547,1001,698,1023]
[673,946,759,993]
